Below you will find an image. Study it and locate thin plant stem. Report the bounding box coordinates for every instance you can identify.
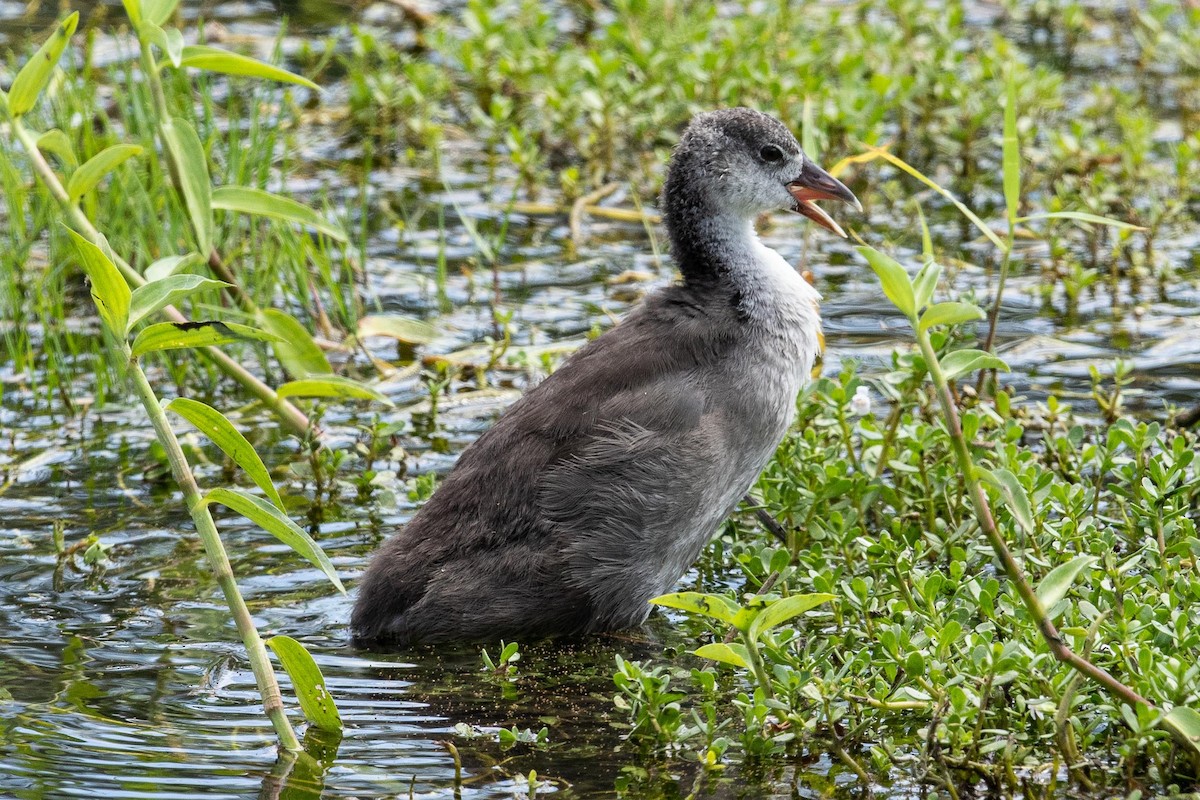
[124,345,301,752]
[10,116,313,438]
[976,225,1013,396]
[916,327,1151,710]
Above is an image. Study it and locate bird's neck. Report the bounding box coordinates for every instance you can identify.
[666,201,761,288]
[665,201,820,320]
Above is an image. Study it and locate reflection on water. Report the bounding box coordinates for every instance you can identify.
[2,1,1200,798]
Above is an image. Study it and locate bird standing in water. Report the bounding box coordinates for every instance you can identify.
[352,108,860,645]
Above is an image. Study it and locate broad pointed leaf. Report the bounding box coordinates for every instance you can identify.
[693,643,750,668]
[144,22,184,67]
[166,397,284,510]
[649,591,740,626]
[356,314,439,345]
[64,228,130,336]
[857,246,916,322]
[748,593,836,642]
[256,309,333,379]
[991,467,1035,535]
[919,301,985,332]
[144,252,204,282]
[911,256,941,311]
[36,129,78,168]
[131,320,283,356]
[202,487,344,593]
[140,0,180,26]
[127,275,229,332]
[67,144,144,203]
[1035,555,1096,611]
[212,185,347,242]
[1164,706,1200,757]
[8,13,79,117]
[160,117,213,254]
[276,376,392,406]
[939,349,1009,382]
[177,45,319,90]
[267,635,342,732]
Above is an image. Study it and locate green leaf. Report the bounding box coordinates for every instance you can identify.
[140,0,181,27]
[911,259,942,311]
[693,643,750,668]
[267,635,342,732]
[121,0,144,26]
[67,144,144,203]
[990,467,1036,535]
[1003,71,1020,225]
[127,275,229,332]
[1163,706,1200,757]
[747,593,836,642]
[916,200,934,266]
[131,320,283,357]
[144,22,184,67]
[649,591,741,626]
[201,487,344,593]
[939,349,1010,382]
[857,246,916,322]
[1035,555,1097,611]
[177,45,320,90]
[36,129,78,168]
[63,228,130,336]
[919,301,985,332]
[256,309,333,379]
[866,146,1008,252]
[356,314,439,345]
[212,186,347,242]
[8,13,79,117]
[160,117,213,254]
[1017,211,1145,231]
[144,252,204,282]
[166,397,284,510]
[276,376,393,406]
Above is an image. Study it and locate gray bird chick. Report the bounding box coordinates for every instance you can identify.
[352,107,859,645]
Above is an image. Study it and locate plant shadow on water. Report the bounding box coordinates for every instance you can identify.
[2,0,1200,798]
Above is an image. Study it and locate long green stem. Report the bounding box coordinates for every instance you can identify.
[10,116,313,438]
[125,346,301,752]
[976,225,1014,395]
[916,328,1151,710]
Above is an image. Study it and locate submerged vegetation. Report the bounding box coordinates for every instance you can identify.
[1,0,1199,797]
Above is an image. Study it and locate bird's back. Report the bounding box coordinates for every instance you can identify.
[351,278,810,644]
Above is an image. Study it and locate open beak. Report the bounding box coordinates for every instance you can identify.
[786,158,862,239]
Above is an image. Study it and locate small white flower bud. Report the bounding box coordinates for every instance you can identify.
[849,385,871,416]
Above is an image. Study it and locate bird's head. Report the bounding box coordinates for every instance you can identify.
[664,107,861,238]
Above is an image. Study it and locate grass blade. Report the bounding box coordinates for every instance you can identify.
[1018,211,1144,231]
[1003,71,1020,226]
[864,146,1008,252]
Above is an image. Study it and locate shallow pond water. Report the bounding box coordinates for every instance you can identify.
[2,2,1200,798]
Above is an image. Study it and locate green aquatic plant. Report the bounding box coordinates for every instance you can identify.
[0,5,403,751]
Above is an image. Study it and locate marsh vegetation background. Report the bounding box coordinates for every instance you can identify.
[1,0,1199,797]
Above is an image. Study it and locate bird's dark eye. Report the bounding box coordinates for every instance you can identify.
[759,144,784,163]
